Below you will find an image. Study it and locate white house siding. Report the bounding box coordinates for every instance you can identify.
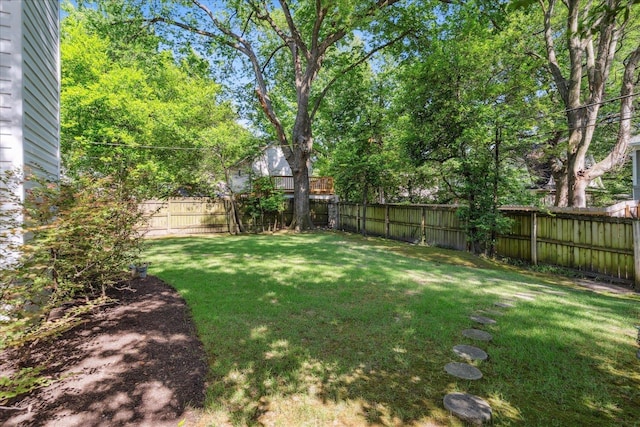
[0,0,59,180]
[252,145,292,177]
[0,0,23,176]
[0,0,59,258]
[228,144,314,193]
[21,0,59,177]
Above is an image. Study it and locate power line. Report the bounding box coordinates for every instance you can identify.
[515,111,640,143]
[74,141,212,151]
[494,91,640,124]
[564,92,639,113]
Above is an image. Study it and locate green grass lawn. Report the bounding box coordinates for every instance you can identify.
[144,231,640,427]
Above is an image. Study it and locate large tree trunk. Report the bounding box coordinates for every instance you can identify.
[285,104,314,231]
[288,145,313,231]
[553,169,569,207]
[540,0,638,208]
[569,176,590,207]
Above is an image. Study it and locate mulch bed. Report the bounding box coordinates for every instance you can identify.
[0,276,207,427]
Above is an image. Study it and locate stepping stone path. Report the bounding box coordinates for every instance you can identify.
[544,290,568,296]
[445,362,483,380]
[494,301,515,308]
[469,315,497,325]
[513,293,536,301]
[443,392,492,426]
[462,328,492,341]
[453,344,488,361]
[443,297,519,424]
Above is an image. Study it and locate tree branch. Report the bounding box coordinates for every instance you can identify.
[588,44,640,179]
[187,0,289,147]
[277,0,310,58]
[262,44,288,74]
[541,0,569,104]
[310,0,327,57]
[145,16,218,39]
[311,29,412,120]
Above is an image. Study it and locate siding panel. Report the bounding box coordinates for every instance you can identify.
[22,0,59,177]
[0,0,22,173]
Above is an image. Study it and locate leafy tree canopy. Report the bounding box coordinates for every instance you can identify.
[61,2,256,197]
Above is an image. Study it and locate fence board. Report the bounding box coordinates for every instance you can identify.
[339,203,636,284]
[142,198,330,236]
[142,200,636,284]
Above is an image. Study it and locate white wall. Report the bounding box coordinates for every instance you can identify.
[252,145,292,177]
[0,0,59,180]
[0,0,59,257]
[228,144,315,193]
[21,0,60,178]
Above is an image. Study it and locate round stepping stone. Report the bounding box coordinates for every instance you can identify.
[462,329,493,341]
[443,392,492,425]
[480,309,504,316]
[494,301,514,308]
[453,344,488,361]
[445,362,483,380]
[469,315,496,325]
[544,290,568,296]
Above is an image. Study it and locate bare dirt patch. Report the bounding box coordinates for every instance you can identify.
[0,276,207,427]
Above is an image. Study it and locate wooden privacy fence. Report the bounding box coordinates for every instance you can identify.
[338,203,467,250]
[141,197,331,236]
[139,198,640,287]
[338,202,640,287]
[498,207,637,283]
[141,198,232,236]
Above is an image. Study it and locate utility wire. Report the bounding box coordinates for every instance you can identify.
[71,141,212,151]
[63,92,639,152]
[516,111,640,141]
[564,92,639,113]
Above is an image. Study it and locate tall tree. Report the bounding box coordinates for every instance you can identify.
[144,0,420,230]
[397,2,540,253]
[314,56,408,205]
[524,0,640,207]
[61,3,251,197]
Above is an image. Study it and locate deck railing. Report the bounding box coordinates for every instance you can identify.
[272,176,334,195]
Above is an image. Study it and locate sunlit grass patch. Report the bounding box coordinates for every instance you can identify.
[145,231,640,426]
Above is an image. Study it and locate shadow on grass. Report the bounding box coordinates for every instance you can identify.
[144,232,639,426]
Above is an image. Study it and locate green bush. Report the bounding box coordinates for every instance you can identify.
[241,177,286,231]
[1,172,147,317]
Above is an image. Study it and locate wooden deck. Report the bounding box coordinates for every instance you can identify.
[272,176,335,195]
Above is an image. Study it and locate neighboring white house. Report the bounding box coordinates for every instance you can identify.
[226,143,336,199]
[228,143,314,194]
[0,0,60,250]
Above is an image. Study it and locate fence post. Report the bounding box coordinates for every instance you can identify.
[385,205,390,238]
[633,220,640,290]
[531,211,537,265]
[167,199,172,235]
[357,204,361,234]
[421,206,426,245]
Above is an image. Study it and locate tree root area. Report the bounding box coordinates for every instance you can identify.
[0,276,207,427]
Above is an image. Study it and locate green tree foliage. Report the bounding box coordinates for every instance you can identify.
[513,0,640,207]
[396,3,540,253]
[241,176,286,232]
[315,59,409,204]
[61,3,252,197]
[141,0,422,229]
